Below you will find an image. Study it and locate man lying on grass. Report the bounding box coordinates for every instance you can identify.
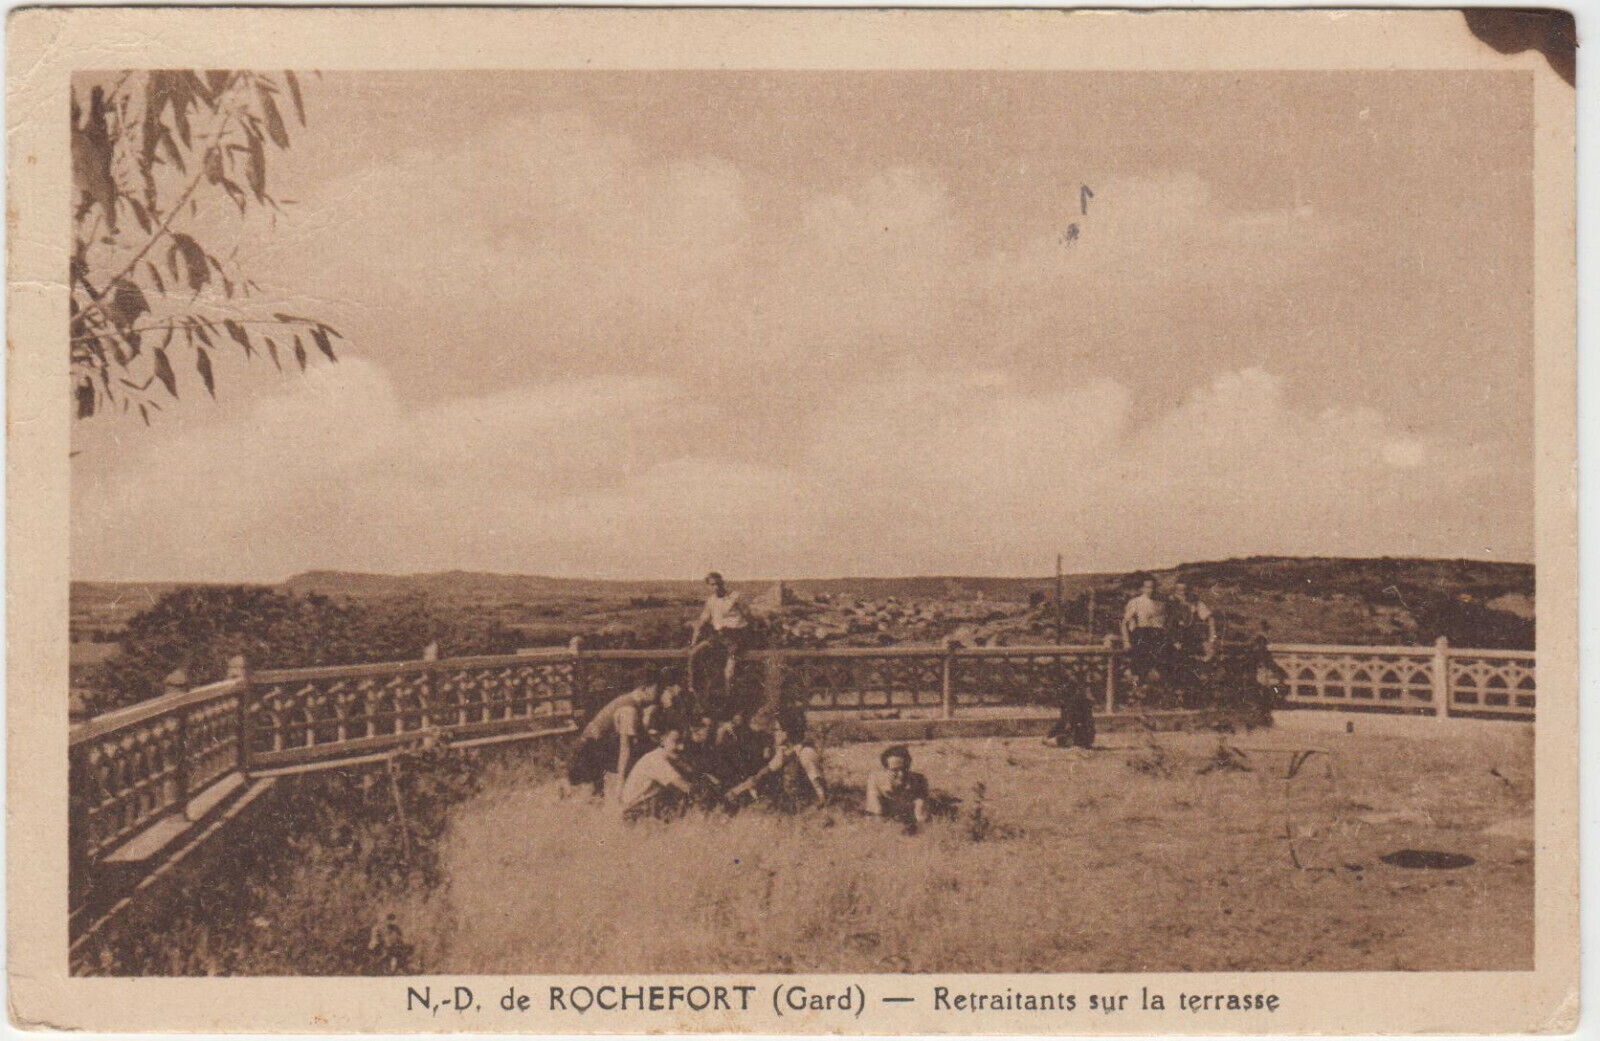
[865,744,929,832]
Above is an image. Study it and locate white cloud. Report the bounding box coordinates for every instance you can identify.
[71,360,1524,582]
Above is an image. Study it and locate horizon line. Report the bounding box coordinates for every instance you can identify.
[70,552,1539,587]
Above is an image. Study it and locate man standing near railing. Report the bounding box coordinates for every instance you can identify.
[1120,574,1170,694]
[1169,580,1219,705]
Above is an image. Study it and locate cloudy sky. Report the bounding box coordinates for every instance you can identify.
[71,71,1534,582]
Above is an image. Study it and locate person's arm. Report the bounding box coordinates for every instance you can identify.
[911,775,930,823]
[726,747,785,799]
[1120,602,1134,646]
[615,705,639,783]
[796,745,827,805]
[863,772,886,816]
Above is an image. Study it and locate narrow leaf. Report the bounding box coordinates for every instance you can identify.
[153,347,178,397]
[292,335,307,371]
[75,379,95,419]
[264,336,281,371]
[245,129,266,200]
[310,326,337,362]
[195,347,215,397]
[257,84,290,149]
[284,71,306,125]
[169,233,210,292]
[223,319,253,356]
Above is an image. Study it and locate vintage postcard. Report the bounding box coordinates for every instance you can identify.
[6,6,1578,1035]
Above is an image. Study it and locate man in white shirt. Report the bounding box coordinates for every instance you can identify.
[689,571,753,712]
[1120,574,1170,690]
[619,729,713,820]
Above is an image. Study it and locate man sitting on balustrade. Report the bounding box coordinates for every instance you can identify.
[565,669,679,798]
[688,571,754,716]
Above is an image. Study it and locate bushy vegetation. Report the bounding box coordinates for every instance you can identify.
[73,741,563,975]
[85,586,523,714]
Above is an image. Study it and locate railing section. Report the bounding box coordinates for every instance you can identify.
[1275,638,1535,719]
[246,651,578,770]
[69,678,246,903]
[69,636,1535,897]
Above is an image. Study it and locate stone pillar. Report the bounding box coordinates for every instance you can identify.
[1432,636,1451,721]
[1102,634,1119,713]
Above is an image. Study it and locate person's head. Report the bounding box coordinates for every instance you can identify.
[705,571,726,595]
[1136,574,1156,596]
[689,716,713,745]
[881,744,912,780]
[1172,581,1189,602]
[658,728,684,757]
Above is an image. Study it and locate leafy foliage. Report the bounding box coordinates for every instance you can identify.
[73,742,566,976]
[86,586,523,714]
[71,71,343,422]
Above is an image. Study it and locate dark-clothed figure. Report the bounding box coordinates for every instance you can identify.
[1044,663,1097,749]
[726,721,827,809]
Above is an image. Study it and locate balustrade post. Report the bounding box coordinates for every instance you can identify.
[1433,636,1451,721]
[1102,634,1119,713]
[762,652,786,725]
[941,638,956,719]
[230,657,252,774]
[568,636,586,722]
[165,669,192,814]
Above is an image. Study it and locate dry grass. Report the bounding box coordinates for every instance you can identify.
[420,722,1534,973]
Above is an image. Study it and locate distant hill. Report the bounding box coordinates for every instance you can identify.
[71,555,1535,649]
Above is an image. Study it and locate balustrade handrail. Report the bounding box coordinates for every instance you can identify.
[69,678,244,746]
[75,640,1538,748]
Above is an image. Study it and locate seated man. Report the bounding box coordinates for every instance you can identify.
[680,715,726,786]
[864,744,929,828]
[1044,662,1097,749]
[565,676,666,798]
[713,711,768,786]
[725,720,828,809]
[618,729,714,820]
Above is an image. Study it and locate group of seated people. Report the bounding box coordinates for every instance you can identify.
[564,667,930,827]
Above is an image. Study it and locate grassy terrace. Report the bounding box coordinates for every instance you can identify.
[412,720,1532,974]
[77,716,1532,975]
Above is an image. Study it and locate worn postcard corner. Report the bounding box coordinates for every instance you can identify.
[5,5,1578,1037]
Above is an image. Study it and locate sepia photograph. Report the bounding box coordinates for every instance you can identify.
[8,6,1578,1035]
